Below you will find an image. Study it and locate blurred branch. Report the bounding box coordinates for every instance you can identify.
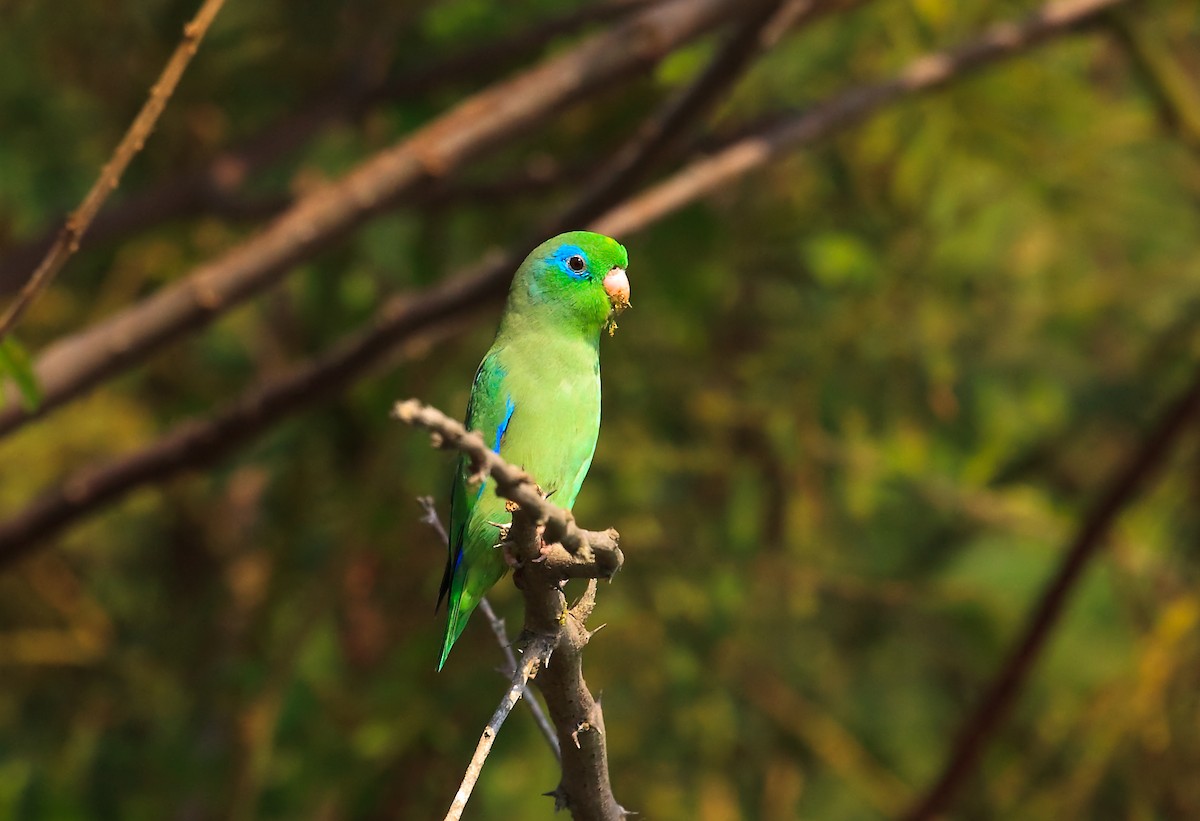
[397,400,626,819]
[227,591,327,821]
[0,0,658,295]
[903,364,1200,821]
[742,670,911,814]
[555,0,835,227]
[0,0,1127,563]
[0,0,227,341]
[417,495,562,761]
[1107,7,1200,154]
[0,0,745,439]
[597,0,1134,237]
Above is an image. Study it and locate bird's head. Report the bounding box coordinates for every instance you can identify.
[508,231,630,337]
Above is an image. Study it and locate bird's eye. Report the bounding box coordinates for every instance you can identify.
[567,255,587,274]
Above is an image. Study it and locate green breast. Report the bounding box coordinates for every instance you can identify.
[489,330,601,511]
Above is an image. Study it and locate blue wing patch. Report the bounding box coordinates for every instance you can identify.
[493,395,516,453]
[476,395,515,501]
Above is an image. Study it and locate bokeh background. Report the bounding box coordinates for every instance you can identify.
[2,0,1200,818]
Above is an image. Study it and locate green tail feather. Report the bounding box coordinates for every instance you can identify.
[438,580,479,671]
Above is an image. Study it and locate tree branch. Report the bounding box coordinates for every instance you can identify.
[0,0,659,296]
[0,0,227,341]
[0,0,1127,563]
[396,400,626,820]
[596,0,1133,237]
[395,401,622,568]
[903,364,1200,820]
[443,633,558,821]
[1106,6,1200,155]
[417,495,561,762]
[0,0,745,438]
[555,0,813,228]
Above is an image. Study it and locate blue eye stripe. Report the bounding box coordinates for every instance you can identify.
[551,244,590,279]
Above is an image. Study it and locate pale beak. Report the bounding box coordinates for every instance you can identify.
[603,266,630,312]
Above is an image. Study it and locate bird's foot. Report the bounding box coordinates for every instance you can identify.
[499,540,521,568]
[529,529,554,564]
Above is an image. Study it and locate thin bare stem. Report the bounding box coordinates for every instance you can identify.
[443,634,557,821]
[0,0,227,340]
[475,597,563,762]
[417,496,561,761]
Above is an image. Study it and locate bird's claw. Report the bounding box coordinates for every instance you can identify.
[498,539,521,568]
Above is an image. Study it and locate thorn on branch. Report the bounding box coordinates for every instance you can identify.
[543,785,570,812]
[394,399,624,580]
[417,498,561,762]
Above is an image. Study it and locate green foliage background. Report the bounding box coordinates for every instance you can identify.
[2,0,1200,818]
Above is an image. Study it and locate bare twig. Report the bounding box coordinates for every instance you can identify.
[0,0,1128,562]
[0,0,744,437]
[0,0,227,340]
[443,633,557,821]
[475,597,562,761]
[903,365,1200,821]
[398,401,627,820]
[417,496,561,761]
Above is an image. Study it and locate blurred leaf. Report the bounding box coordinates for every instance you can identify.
[0,335,41,411]
[803,232,878,287]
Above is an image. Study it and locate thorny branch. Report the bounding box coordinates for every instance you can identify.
[443,633,557,821]
[395,401,623,572]
[417,495,561,762]
[396,400,626,820]
[0,0,227,341]
[0,0,1132,562]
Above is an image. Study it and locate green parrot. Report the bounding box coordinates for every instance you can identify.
[436,231,631,670]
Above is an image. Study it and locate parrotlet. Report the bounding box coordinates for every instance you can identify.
[437,231,630,670]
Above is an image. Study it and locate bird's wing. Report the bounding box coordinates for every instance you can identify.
[437,350,511,613]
